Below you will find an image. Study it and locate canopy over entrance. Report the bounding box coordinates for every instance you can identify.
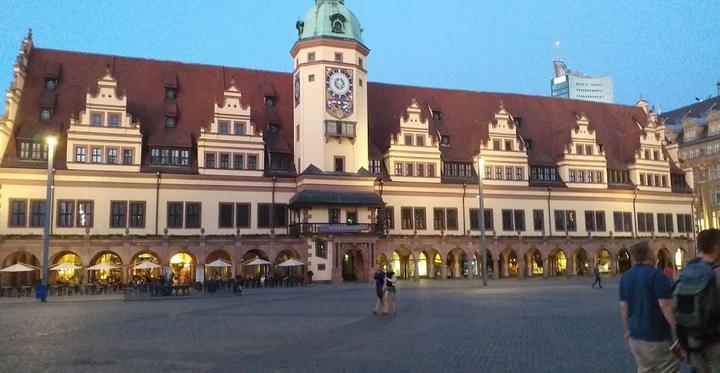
[288,190,384,208]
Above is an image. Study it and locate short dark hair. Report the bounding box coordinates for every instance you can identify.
[697,229,720,254]
[630,241,652,262]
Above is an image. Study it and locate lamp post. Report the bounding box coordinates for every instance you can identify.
[478,157,488,287]
[40,136,57,302]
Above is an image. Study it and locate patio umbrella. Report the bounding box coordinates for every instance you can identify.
[206,259,232,268]
[277,258,305,267]
[86,262,120,271]
[50,262,82,271]
[244,258,272,266]
[0,262,40,272]
[133,261,161,270]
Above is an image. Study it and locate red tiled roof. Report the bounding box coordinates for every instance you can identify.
[4,48,647,172]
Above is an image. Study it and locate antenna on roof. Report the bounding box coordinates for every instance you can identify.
[555,41,561,59]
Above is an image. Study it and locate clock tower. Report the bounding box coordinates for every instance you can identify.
[291,0,369,174]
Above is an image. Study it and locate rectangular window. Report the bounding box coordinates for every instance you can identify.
[395,163,403,176]
[493,140,501,150]
[516,167,524,181]
[110,201,127,228]
[185,202,201,228]
[219,153,230,169]
[258,204,271,228]
[234,121,246,135]
[75,147,86,163]
[502,209,514,231]
[307,52,315,61]
[30,200,46,227]
[613,211,632,232]
[57,200,74,227]
[470,209,493,230]
[406,163,414,176]
[219,203,234,228]
[91,112,103,126]
[554,210,565,231]
[416,135,425,147]
[414,207,426,230]
[232,154,244,170]
[274,204,287,228]
[433,208,445,230]
[129,202,145,228]
[384,207,395,230]
[677,214,692,233]
[401,207,413,230]
[236,203,250,228]
[334,156,344,172]
[19,142,30,159]
[506,167,513,180]
[123,149,133,165]
[218,121,230,134]
[109,113,121,127]
[107,148,118,164]
[446,208,458,230]
[92,148,102,163]
[554,210,577,232]
[205,153,216,169]
[334,52,343,62]
[404,134,413,146]
[585,145,593,155]
[417,164,425,177]
[329,208,340,224]
[637,213,654,233]
[514,210,526,231]
[657,213,673,233]
[76,200,93,227]
[315,240,327,259]
[495,167,503,180]
[247,155,257,170]
[9,199,27,227]
[533,209,544,231]
[576,144,583,155]
[167,202,183,228]
[505,140,513,151]
[309,75,315,82]
[585,211,606,232]
[485,166,492,179]
[596,171,602,183]
[346,211,357,225]
[501,209,526,231]
[569,170,576,182]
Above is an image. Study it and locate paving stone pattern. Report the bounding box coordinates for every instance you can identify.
[0,278,686,372]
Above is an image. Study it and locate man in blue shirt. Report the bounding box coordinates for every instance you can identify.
[371,269,385,315]
[620,240,679,372]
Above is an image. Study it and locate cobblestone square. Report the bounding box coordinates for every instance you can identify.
[0,278,681,372]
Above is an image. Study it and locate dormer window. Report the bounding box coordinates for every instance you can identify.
[264,96,276,108]
[234,121,246,135]
[91,112,103,126]
[165,116,177,128]
[45,78,57,91]
[432,111,443,121]
[441,135,450,146]
[39,108,52,122]
[330,14,346,34]
[108,113,121,128]
[165,87,177,100]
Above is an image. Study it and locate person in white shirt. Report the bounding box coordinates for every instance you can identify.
[384,271,398,317]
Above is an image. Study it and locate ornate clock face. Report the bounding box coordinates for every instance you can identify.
[294,73,300,107]
[325,67,353,119]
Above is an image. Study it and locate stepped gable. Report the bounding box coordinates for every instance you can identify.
[367,82,647,169]
[7,48,647,172]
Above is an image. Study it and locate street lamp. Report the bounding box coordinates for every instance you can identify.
[40,136,57,302]
[478,157,488,287]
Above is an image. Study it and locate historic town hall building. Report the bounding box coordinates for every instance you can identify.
[0,1,695,286]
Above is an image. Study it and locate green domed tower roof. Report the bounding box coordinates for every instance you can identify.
[296,0,364,46]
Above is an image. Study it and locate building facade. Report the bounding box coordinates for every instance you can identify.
[0,1,694,286]
[663,93,720,230]
[551,60,614,103]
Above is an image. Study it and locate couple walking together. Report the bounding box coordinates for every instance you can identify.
[372,269,397,317]
[621,229,720,372]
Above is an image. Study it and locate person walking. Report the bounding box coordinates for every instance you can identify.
[371,268,385,315]
[592,263,603,289]
[620,240,679,373]
[384,271,398,317]
[675,229,720,373]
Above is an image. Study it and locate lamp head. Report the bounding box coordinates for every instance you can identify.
[46,136,57,148]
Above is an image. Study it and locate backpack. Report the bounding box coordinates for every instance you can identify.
[673,261,720,351]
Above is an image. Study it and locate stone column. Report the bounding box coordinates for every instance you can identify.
[414,258,420,282]
[610,253,618,277]
[453,255,460,278]
[441,263,447,281]
[519,259,526,278]
[544,258,550,278]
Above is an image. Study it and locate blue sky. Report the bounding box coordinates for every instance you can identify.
[0,0,718,115]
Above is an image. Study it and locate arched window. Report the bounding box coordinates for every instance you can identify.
[330,14,346,34]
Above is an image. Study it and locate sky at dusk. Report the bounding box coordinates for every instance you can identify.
[0,0,718,115]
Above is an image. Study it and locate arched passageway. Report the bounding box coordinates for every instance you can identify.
[596,249,611,274]
[274,249,302,278]
[617,249,632,274]
[548,249,567,277]
[241,249,269,279]
[674,248,687,271]
[446,249,468,279]
[391,250,415,279]
[376,254,388,272]
[88,251,122,283]
[205,250,233,280]
[499,249,519,277]
[526,249,544,277]
[1,251,40,287]
[656,248,672,270]
[573,249,589,276]
[169,252,196,285]
[51,251,83,285]
[342,249,365,282]
[130,251,162,281]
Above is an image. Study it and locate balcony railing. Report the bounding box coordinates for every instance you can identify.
[289,222,384,236]
[325,122,356,138]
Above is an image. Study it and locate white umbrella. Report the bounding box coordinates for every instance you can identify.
[50,262,82,271]
[206,259,232,268]
[86,262,120,271]
[277,258,305,267]
[133,261,162,270]
[244,258,272,266]
[0,262,39,272]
